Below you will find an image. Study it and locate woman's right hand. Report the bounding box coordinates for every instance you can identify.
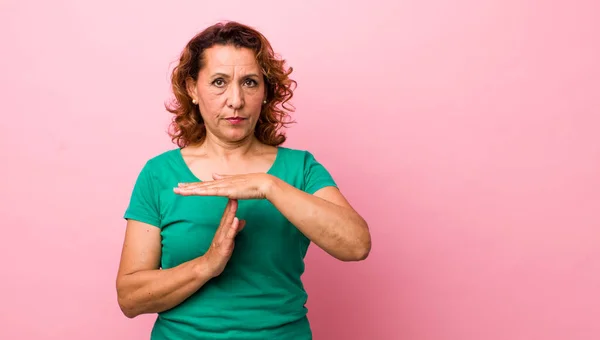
[203,199,246,278]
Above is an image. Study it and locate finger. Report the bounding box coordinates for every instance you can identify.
[217,199,235,228]
[219,217,240,255]
[182,178,225,187]
[225,219,245,241]
[215,200,238,244]
[174,179,223,192]
[193,186,229,197]
[174,182,203,193]
[225,217,240,239]
[175,183,231,197]
[238,219,246,232]
[213,199,234,245]
[225,199,238,225]
[176,181,207,188]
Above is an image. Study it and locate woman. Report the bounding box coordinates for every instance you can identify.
[116,21,371,340]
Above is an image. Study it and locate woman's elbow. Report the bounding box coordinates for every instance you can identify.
[116,280,139,318]
[336,244,370,262]
[357,241,371,261]
[117,296,140,319]
[343,223,372,261]
[351,238,371,261]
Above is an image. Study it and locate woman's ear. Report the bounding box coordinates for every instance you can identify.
[185,77,197,103]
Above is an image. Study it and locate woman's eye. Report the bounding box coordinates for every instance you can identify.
[244,79,258,87]
[212,79,225,87]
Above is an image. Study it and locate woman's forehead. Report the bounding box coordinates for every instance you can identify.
[202,45,260,71]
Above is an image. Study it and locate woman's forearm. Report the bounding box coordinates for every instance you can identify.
[116,256,213,318]
[265,178,371,261]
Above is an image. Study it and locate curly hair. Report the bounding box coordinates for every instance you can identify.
[165,21,297,147]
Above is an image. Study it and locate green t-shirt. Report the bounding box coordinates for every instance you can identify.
[123,146,337,340]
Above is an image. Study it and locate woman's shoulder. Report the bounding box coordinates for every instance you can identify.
[148,147,179,160]
[137,148,181,172]
[276,146,314,159]
[275,146,337,192]
[276,146,322,163]
[274,146,331,175]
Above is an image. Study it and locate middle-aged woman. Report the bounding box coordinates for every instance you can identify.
[116,21,371,340]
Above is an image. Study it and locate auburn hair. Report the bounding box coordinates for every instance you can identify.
[165,21,296,147]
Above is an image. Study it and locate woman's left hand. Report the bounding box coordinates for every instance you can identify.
[174,173,275,200]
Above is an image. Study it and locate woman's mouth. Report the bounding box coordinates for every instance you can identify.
[225,117,246,125]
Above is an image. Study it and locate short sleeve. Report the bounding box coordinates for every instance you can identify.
[123,161,161,228]
[303,151,338,194]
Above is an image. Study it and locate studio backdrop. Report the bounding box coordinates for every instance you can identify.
[1,0,599,339]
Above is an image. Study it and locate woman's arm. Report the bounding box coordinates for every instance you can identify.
[115,220,214,318]
[116,200,243,318]
[266,178,371,261]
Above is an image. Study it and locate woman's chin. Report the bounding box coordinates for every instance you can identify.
[223,130,253,143]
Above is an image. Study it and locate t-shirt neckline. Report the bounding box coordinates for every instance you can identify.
[174,146,283,182]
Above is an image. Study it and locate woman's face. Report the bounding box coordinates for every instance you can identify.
[188,44,266,144]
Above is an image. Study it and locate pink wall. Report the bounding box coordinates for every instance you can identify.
[1,0,599,339]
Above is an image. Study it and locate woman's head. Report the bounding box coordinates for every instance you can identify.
[166,21,296,147]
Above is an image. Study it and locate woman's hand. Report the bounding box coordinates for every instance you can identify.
[203,199,246,278]
[174,173,275,200]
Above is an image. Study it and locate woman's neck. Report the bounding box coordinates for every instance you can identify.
[192,133,262,160]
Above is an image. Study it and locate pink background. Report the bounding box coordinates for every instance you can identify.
[1,0,599,339]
